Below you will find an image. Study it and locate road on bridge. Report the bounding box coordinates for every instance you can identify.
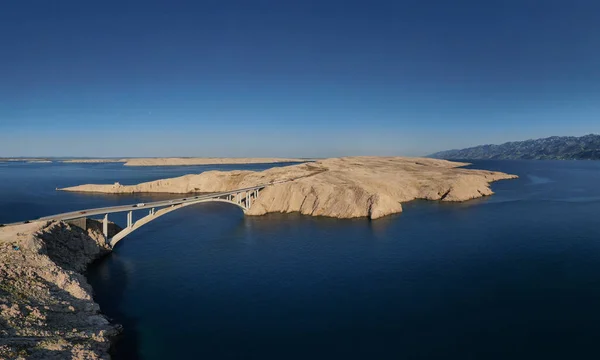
[2,182,283,227]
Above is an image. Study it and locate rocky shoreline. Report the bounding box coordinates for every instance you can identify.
[61,156,518,219]
[0,220,121,359]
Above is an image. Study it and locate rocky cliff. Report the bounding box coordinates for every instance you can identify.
[0,220,121,359]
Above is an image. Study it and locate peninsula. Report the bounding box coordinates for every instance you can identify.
[61,157,517,219]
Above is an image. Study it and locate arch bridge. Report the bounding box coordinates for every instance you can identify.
[33,184,270,248]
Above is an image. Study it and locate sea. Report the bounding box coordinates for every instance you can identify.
[1,159,600,359]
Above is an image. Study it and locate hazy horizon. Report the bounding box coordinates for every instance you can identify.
[2,0,599,157]
[1,132,599,159]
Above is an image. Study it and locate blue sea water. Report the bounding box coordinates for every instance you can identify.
[1,160,600,359]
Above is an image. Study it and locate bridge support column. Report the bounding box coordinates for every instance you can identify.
[103,214,108,239]
[127,211,133,228]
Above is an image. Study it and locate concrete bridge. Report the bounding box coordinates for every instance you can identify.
[25,184,272,248]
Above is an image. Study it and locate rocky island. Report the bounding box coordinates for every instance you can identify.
[61,159,126,164]
[0,158,52,163]
[61,157,517,219]
[0,220,121,359]
[61,157,306,166]
[121,157,306,166]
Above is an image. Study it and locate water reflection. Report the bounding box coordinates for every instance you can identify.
[88,253,141,359]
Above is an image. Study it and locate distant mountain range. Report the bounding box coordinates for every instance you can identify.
[429,134,600,160]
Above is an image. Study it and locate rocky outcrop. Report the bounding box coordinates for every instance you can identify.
[61,157,518,219]
[0,220,121,359]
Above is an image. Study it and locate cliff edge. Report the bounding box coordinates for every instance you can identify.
[0,220,121,359]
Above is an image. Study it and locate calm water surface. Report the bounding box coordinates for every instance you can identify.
[1,160,600,359]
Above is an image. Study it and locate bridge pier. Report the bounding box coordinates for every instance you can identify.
[103,214,108,239]
[37,184,268,248]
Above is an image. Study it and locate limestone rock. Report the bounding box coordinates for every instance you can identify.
[61,157,517,219]
[0,220,121,359]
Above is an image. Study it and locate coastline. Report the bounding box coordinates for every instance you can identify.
[0,220,121,359]
[60,156,518,220]
[121,157,306,166]
[61,158,307,166]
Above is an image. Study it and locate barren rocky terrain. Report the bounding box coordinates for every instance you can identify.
[0,220,121,359]
[61,157,517,219]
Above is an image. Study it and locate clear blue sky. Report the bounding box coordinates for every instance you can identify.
[1,0,599,157]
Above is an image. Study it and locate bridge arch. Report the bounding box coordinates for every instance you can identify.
[107,188,263,247]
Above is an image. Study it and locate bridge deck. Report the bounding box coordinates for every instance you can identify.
[4,183,274,226]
